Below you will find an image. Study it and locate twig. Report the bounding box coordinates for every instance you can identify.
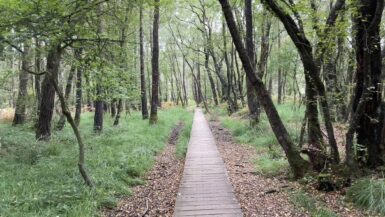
[141,198,149,217]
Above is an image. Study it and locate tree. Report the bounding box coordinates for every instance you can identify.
[36,45,63,140]
[149,0,160,125]
[74,48,83,126]
[13,41,31,125]
[346,0,384,168]
[244,0,259,126]
[56,61,75,130]
[262,0,343,167]
[140,5,149,120]
[218,0,309,178]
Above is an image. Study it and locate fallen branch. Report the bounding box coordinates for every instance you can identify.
[141,198,149,217]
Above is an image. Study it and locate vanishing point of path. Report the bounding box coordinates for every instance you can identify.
[174,108,242,217]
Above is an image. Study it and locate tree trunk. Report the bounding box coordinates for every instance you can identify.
[94,85,103,133]
[277,31,283,104]
[113,99,123,126]
[352,0,384,167]
[222,20,237,114]
[244,0,259,125]
[262,0,340,164]
[34,39,42,116]
[205,50,218,105]
[111,99,117,118]
[219,0,309,178]
[56,65,75,130]
[74,48,82,126]
[13,41,31,125]
[149,0,160,125]
[36,45,62,140]
[48,67,93,187]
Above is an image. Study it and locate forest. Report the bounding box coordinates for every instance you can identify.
[0,0,384,216]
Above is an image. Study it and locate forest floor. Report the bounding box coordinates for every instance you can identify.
[105,123,186,217]
[209,104,369,217]
[0,107,193,217]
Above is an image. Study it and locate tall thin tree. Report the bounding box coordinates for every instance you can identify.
[149,0,160,124]
[140,5,149,119]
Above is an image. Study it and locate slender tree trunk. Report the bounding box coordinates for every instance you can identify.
[35,39,42,116]
[113,99,123,126]
[36,45,62,140]
[47,68,93,187]
[74,48,82,126]
[182,59,188,106]
[94,85,103,133]
[13,41,31,125]
[222,20,237,114]
[277,31,283,104]
[111,99,117,118]
[205,50,218,105]
[245,0,259,125]
[56,65,75,130]
[263,0,340,164]
[149,0,160,125]
[94,3,105,133]
[220,0,309,178]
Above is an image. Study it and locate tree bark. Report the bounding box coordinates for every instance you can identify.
[36,45,62,140]
[34,39,42,116]
[56,65,75,130]
[244,0,259,125]
[205,49,219,105]
[94,85,103,133]
[149,0,160,125]
[113,99,123,126]
[13,42,31,125]
[352,0,384,167]
[139,7,149,120]
[74,48,83,126]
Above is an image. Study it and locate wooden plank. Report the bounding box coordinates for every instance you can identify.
[174,108,242,217]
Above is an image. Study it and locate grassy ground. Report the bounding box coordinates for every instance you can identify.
[211,103,305,177]
[0,107,193,217]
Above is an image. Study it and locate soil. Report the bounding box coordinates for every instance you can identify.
[104,123,185,217]
[209,120,366,217]
[210,120,306,217]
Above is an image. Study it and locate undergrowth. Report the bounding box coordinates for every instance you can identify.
[211,103,304,177]
[346,178,385,215]
[0,107,192,217]
[291,191,339,217]
[176,117,193,158]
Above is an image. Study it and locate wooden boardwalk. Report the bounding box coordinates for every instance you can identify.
[174,108,242,217]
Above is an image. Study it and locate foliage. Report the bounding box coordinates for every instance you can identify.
[346,178,385,215]
[291,191,339,217]
[0,108,192,217]
[212,103,304,177]
[175,114,193,158]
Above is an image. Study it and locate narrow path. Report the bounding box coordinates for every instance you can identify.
[174,108,242,217]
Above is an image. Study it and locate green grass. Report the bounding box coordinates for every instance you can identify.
[176,117,193,158]
[212,103,304,176]
[0,107,192,217]
[346,178,385,215]
[291,191,339,217]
